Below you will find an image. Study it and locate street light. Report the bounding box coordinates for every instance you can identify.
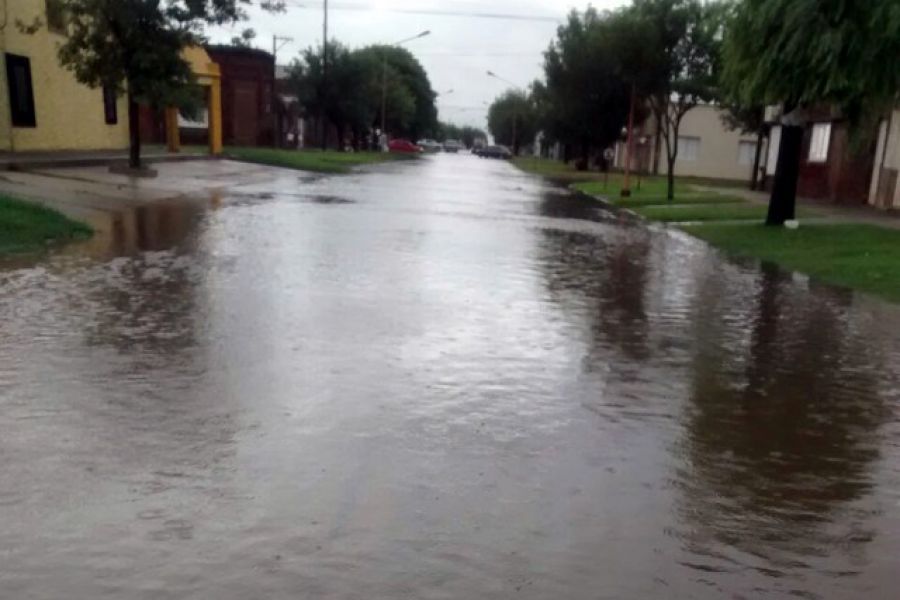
[486,70,525,156]
[381,30,431,139]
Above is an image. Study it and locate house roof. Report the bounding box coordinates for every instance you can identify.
[205,45,275,62]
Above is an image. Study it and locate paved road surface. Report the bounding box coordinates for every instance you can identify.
[1,155,899,599]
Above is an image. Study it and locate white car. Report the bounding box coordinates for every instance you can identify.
[442,139,463,153]
[416,139,442,153]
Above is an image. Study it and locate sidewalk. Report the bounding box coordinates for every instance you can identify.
[0,160,306,258]
[0,148,211,172]
[694,185,900,230]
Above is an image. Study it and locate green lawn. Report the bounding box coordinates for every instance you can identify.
[684,223,900,302]
[0,195,92,253]
[573,179,698,199]
[634,202,770,222]
[224,147,416,174]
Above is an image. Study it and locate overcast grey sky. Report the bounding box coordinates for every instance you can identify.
[209,0,629,130]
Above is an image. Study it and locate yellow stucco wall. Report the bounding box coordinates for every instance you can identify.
[0,0,129,152]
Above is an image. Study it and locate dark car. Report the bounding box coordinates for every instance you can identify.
[478,145,512,159]
[388,139,423,153]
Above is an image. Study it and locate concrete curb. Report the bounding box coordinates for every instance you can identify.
[1,152,218,173]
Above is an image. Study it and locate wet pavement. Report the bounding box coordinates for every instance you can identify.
[1,155,899,599]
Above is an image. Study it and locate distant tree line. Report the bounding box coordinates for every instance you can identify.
[287,42,438,150]
[436,123,487,148]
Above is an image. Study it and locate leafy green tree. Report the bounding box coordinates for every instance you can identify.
[361,46,437,140]
[230,28,257,48]
[627,0,724,200]
[538,8,633,166]
[488,90,538,155]
[288,43,418,150]
[459,126,486,148]
[722,0,900,224]
[435,124,486,148]
[57,0,284,169]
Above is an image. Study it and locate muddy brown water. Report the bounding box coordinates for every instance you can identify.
[1,155,899,599]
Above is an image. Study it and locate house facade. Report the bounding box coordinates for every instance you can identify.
[868,108,900,209]
[0,0,129,152]
[614,104,764,184]
[764,107,876,205]
[205,45,275,147]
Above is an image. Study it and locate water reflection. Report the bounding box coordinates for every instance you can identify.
[539,226,652,362]
[679,263,888,573]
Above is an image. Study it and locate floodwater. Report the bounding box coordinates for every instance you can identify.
[1,155,899,599]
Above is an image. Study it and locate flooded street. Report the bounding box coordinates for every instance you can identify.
[1,155,899,599]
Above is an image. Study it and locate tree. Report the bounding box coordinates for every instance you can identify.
[722,0,900,225]
[435,124,486,148]
[538,8,633,166]
[230,28,257,48]
[57,0,284,170]
[488,90,538,155]
[288,43,419,150]
[628,0,724,201]
[719,102,767,190]
[357,45,437,140]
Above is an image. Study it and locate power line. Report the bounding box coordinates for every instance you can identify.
[282,1,561,23]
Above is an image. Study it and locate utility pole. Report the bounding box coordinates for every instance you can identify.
[272,35,293,148]
[320,0,328,149]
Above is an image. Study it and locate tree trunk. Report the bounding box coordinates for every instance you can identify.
[336,122,345,151]
[127,90,141,170]
[750,129,765,190]
[666,156,676,202]
[766,124,803,226]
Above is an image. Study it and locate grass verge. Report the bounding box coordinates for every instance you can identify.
[684,223,900,302]
[0,195,92,253]
[224,147,415,174]
[635,203,768,222]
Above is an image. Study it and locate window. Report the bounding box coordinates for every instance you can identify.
[102,86,118,125]
[178,108,209,129]
[737,141,757,166]
[677,136,700,161]
[766,125,781,175]
[45,0,67,35]
[5,54,36,128]
[808,122,831,163]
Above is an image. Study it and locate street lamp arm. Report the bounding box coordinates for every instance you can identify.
[393,30,431,46]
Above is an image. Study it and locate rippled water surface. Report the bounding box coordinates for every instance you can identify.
[2,155,899,599]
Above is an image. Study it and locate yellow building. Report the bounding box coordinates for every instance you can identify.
[0,1,222,156]
[0,0,130,152]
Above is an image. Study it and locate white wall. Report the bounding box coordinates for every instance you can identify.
[869,109,900,208]
[663,104,763,182]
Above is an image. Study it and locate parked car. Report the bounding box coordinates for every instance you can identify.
[442,139,463,153]
[417,139,442,152]
[477,145,512,159]
[389,139,423,153]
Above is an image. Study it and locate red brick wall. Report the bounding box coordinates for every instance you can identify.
[796,121,876,205]
[205,46,275,147]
